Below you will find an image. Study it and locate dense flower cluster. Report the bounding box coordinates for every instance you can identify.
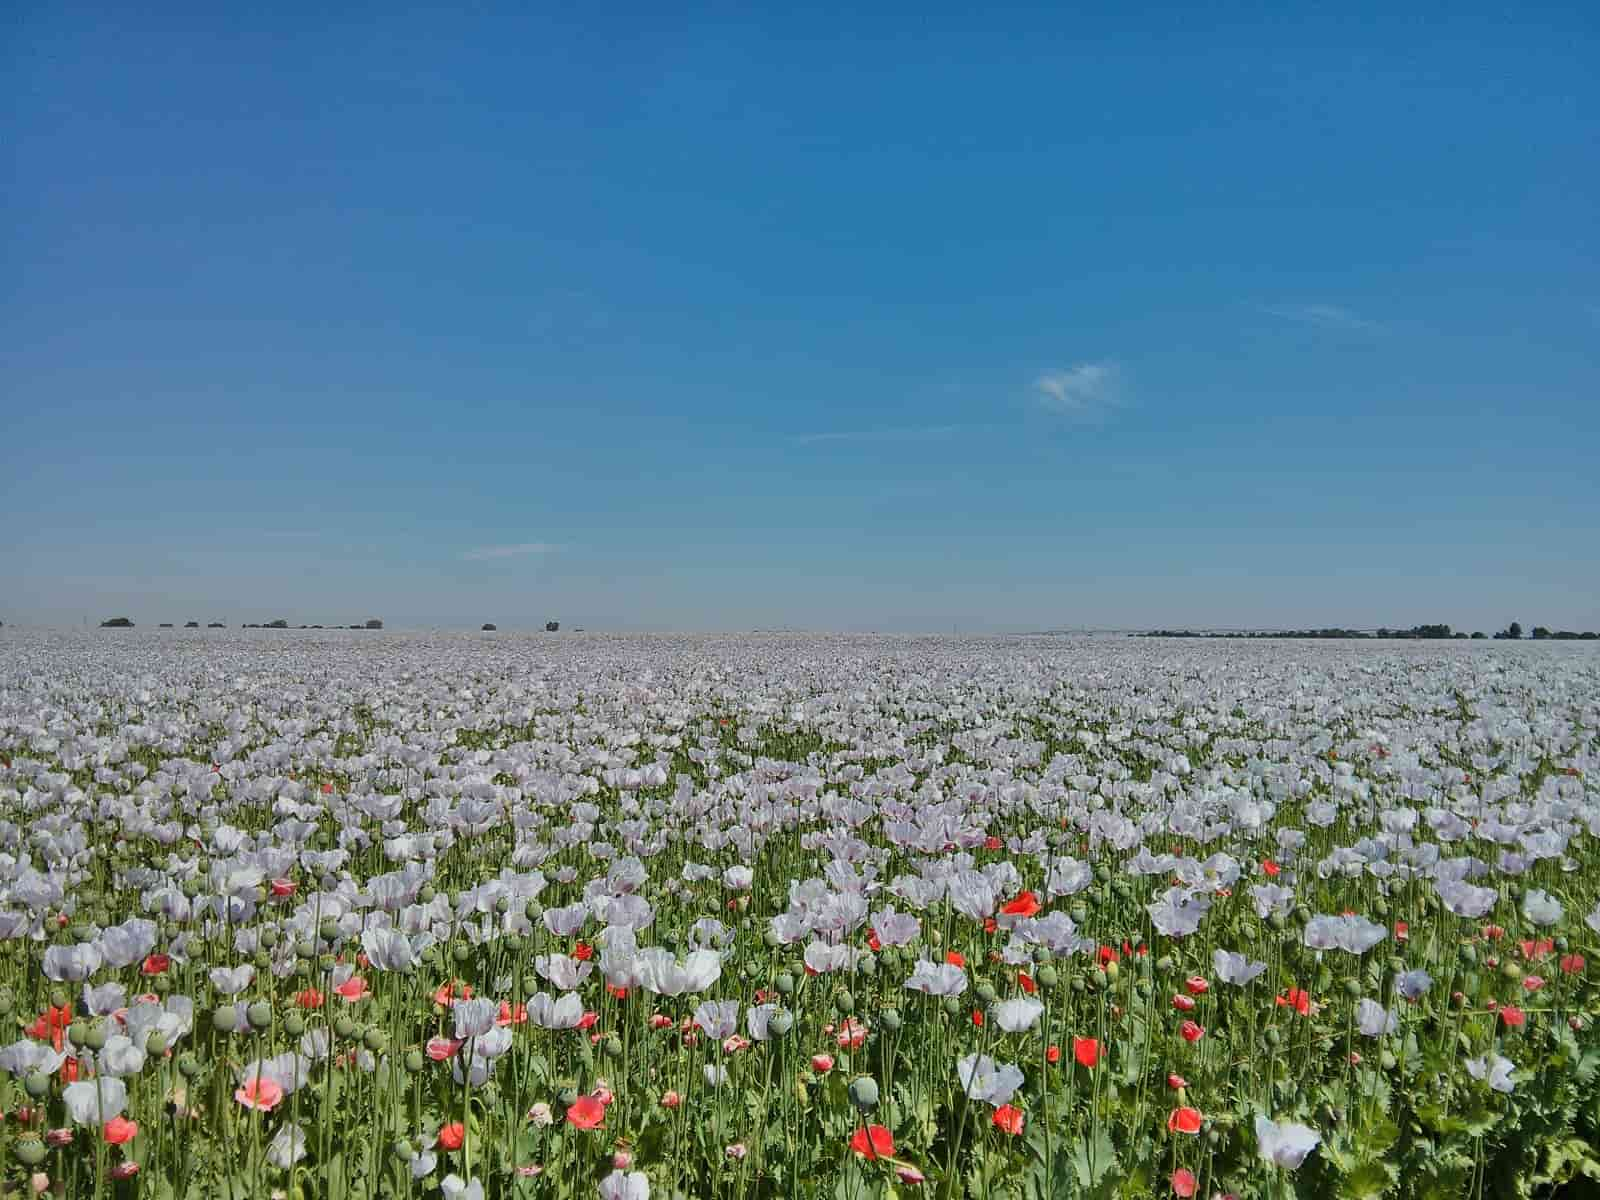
[0,630,1596,1199]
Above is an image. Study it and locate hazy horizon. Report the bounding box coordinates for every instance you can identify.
[5,4,1596,632]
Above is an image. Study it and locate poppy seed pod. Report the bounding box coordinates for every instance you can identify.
[1035,965,1059,990]
[775,973,795,995]
[25,1072,50,1099]
[282,1014,305,1038]
[975,982,998,1005]
[879,1008,902,1032]
[848,1076,880,1111]
[13,1136,47,1167]
[404,1050,425,1072]
[83,1021,109,1051]
[210,1007,239,1034]
[246,1002,272,1029]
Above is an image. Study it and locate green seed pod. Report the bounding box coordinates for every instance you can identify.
[767,1010,794,1038]
[152,974,171,996]
[333,1015,356,1039]
[1459,945,1477,966]
[14,1135,47,1166]
[404,1049,425,1073]
[495,896,510,914]
[419,885,437,904]
[1070,905,1088,924]
[557,1086,578,1107]
[24,1072,50,1099]
[0,993,13,1018]
[67,1020,90,1046]
[83,1021,110,1051]
[1501,961,1522,982]
[1387,956,1405,976]
[363,1028,387,1053]
[857,955,877,978]
[775,973,795,996]
[145,1032,168,1056]
[318,918,339,942]
[879,947,900,971]
[762,929,781,948]
[1265,1028,1282,1048]
[1373,898,1390,919]
[1294,904,1311,924]
[211,1006,239,1034]
[1343,979,1362,999]
[282,1014,306,1038]
[1554,936,1569,953]
[447,891,461,911]
[848,1076,880,1111]
[505,932,526,951]
[49,987,70,1010]
[1155,956,1175,975]
[318,954,336,973]
[941,995,962,1015]
[258,927,279,950]
[1268,912,1287,932]
[451,943,470,965]
[974,982,998,1006]
[603,1035,622,1059]
[1380,1050,1397,1070]
[1134,978,1152,999]
[927,929,943,947]
[834,990,855,1016]
[247,1002,273,1029]
[1035,965,1059,990]
[177,1053,201,1079]
[296,937,317,959]
[391,1138,413,1162]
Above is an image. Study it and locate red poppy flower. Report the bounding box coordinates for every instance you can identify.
[1184,976,1209,996]
[61,1057,79,1082]
[333,976,369,1002]
[1277,989,1312,1016]
[1046,1044,1061,1064]
[836,1018,869,1049]
[945,950,966,969]
[849,1124,895,1159]
[573,942,594,962]
[1179,1021,1205,1043]
[433,981,472,1007]
[1394,921,1409,942]
[1172,1167,1197,1197]
[1172,994,1196,1012]
[983,918,998,934]
[992,1105,1024,1135]
[270,878,296,897]
[1168,1107,1203,1134]
[1499,1005,1526,1029]
[141,954,170,976]
[971,1009,984,1027]
[294,988,325,1010]
[1262,859,1280,877]
[1073,1037,1100,1069]
[103,1117,138,1145]
[1167,1073,1188,1089]
[577,1010,600,1030]
[867,931,882,952]
[498,1002,528,1027]
[984,836,1003,851]
[1098,945,1120,966]
[1560,954,1586,975]
[426,1036,463,1062]
[1018,972,1036,994]
[566,1096,605,1130]
[1001,891,1041,919]
[608,984,630,1000]
[437,1122,465,1150]
[1482,925,1504,941]
[1519,939,1553,962]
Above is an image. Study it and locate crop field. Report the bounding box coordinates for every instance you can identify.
[1,630,1598,1200]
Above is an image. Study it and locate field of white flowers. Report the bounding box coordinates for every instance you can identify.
[1,630,1597,1200]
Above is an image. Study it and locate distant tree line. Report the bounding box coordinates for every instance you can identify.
[1135,621,1598,641]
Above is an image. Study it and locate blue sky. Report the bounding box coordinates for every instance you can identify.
[4,2,1597,632]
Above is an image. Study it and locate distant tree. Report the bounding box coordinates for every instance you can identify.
[1509,622,1522,639]
[364,618,383,630]
[1532,626,1552,640]
[267,619,289,629]
[184,621,200,628]
[208,622,224,628]
[1471,631,1487,639]
[159,623,174,628]
[545,620,560,632]
[482,623,497,631]
[349,624,363,630]
[100,617,134,628]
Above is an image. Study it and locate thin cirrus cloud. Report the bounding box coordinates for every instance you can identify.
[461,542,560,561]
[793,425,963,445]
[1033,363,1122,416]
[1261,303,1382,332]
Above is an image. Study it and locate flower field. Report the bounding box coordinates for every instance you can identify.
[1,630,1598,1200]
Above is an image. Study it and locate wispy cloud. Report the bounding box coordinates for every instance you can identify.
[794,425,962,445]
[1262,303,1382,332]
[1034,363,1122,415]
[461,542,560,561]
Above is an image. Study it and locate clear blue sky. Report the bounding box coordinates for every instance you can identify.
[4,2,1597,632]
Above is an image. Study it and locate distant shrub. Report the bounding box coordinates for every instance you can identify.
[100,617,134,628]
